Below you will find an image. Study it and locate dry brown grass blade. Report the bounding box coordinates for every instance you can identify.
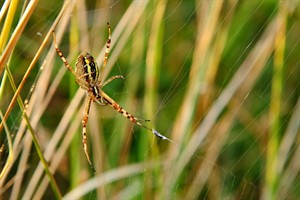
[185,111,235,199]
[277,98,300,198]
[184,1,238,197]
[96,0,149,81]
[162,1,224,195]
[167,0,223,160]
[0,0,11,22]
[22,1,150,198]
[33,105,83,199]
[63,161,162,199]
[0,0,38,75]
[2,1,298,199]
[163,6,287,196]
[0,0,69,133]
[4,1,77,198]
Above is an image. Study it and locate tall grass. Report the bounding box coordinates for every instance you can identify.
[0,0,299,199]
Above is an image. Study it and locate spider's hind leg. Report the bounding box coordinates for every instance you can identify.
[82,96,95,172]
[99,91,174,143]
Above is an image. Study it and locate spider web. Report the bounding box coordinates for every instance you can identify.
[0,0,300,199]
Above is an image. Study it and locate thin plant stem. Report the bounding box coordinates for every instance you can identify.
[0,0,19,51]
[4,62,62,199]
[69,4,81,188]
[0,0,19,102]
[0,0,69,133]
[143,0,166,198]
[0,110,13,180]
[263,4,286,198]
[0,0,38,75]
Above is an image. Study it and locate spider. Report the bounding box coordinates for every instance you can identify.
[52,22,172,171]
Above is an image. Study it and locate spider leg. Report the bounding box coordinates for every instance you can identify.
[96,96,108,106]
[137,122,174,143]
[133,118,151,122]
[99,22,111,84]
[52,31,77,77]
[98,91,173,143]
[101,75,124,87]
[82,95,95,171]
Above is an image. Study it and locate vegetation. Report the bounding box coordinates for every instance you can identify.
[0,0,299,199]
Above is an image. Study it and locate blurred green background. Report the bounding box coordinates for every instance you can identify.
[0,0,299,199]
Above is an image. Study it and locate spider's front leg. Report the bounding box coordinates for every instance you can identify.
[82,95,95,172]
[101,75,124,87]
[52,31,77,77]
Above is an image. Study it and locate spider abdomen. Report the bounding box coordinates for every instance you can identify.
[75,52,99,88]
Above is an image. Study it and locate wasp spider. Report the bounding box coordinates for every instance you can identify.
[52,23,172,171]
